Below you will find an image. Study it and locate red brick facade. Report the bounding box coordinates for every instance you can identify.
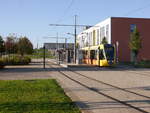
[111,17,150,62]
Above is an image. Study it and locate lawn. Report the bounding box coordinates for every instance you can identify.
[0,79,80,113]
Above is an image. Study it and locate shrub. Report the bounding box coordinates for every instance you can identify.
[135,60,150,68]
[1,55,31,65]
[0,58,5,68]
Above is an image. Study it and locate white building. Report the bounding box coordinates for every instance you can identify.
[77,18,111,49]
[77,17,150,62]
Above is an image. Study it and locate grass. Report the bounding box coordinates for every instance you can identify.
[119,61,150,68]
[0,79,80,113]
[135,60,150,68]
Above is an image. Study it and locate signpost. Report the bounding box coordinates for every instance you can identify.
[43,45,46,69]
[116,41,119,63]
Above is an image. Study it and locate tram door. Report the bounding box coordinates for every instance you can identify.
[99,49,108,66]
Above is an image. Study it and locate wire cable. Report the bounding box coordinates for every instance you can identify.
[124,2,150,16]
[56,0,75,23]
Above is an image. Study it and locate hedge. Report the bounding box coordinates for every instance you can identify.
[0,55,31,66]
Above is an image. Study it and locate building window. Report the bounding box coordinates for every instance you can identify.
[97,29,100,45]
[100,27,105,42]
[130,24,136,32]
[106,24,109,41]
[87,33,90,46]
[90,32,93,46]
[93,30,96,46]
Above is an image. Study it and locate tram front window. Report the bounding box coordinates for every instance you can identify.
[104,46,114,60]
[99,50,104,60]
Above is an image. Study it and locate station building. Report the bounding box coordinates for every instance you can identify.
[44,43,74,63]
[77,17,150,62]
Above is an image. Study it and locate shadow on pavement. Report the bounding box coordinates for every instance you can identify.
[0,62,150,73]
[75,100,150,110]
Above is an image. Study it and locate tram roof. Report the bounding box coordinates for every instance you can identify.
[90,46,99,50]
[90,44,105,50]
[80,47,89,50]
[80,44,112,50]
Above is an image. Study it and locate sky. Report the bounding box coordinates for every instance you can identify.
[0,0,150,48]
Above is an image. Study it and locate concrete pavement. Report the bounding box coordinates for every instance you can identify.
[0,60,150,113]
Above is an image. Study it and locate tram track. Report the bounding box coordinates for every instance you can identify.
[47,62,150,113]
[96,66,150,78]
[67,69,150,100]
[124,71,150,78]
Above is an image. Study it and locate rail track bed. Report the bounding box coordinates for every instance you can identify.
[47,62,150,113]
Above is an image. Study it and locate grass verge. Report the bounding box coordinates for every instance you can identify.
[0,79,80,113]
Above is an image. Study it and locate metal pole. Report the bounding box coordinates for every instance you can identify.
[65,38,67,63]
[65,38,67,49]
[74,15,77,64]
[56,33,59,64]
[43,45,46,69]
[116,41,119,63]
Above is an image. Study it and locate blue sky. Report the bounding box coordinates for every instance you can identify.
[0,0,150,48]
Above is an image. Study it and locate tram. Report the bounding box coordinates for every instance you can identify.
[81,44,115,67]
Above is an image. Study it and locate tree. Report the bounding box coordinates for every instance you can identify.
[129,27,142,64]
[18,37,33,56]
[5,36,18,54]
[101,37,108,44]
[0,36,5,55]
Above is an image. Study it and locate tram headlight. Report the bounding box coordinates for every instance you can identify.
[108,60,114,65]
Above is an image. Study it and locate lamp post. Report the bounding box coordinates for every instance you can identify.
[43,45,46,69]
[74,15,77,64]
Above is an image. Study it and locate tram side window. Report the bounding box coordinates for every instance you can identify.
[94,50,97,59]
[82,51,85,59]
[99,50,105,60]
[90,50,94,59]
[90,50,97,60]
[85,51,88,59]
[82,50,88,59]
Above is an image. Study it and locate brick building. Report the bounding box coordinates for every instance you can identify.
[77,17,150,62]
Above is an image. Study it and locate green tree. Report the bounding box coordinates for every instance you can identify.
[18,37,33,56]
[0,36,5,55]
[101,37,108,44]
[129,27,142,65]
[5,36,18,54]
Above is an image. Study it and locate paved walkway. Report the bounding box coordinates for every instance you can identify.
[0,62,53,80]
[1,61,150,113]
[48,61,150,113]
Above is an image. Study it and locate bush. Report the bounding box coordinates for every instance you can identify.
[134,60,150,68]
[1,55,31,65]
[0,58,5,69]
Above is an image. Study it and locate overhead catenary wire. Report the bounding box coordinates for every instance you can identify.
[124,2,150,16]
[50,0,75,36]
[55,0,75,23]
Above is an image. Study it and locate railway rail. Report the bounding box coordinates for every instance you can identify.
[47,62,150,113]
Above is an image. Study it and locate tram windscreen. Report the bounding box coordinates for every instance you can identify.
[104,45,114,60]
